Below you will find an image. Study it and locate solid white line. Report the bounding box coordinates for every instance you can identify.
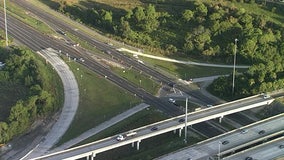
[20,143,40,160]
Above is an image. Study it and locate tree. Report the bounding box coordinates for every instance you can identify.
[194,1,208,17]
[182,10,194,22]
[0,122,9,143]
[142,4,159,32]
[133,6,145,23]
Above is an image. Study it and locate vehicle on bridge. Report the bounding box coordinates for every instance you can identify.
[116,135,125,141]
[116,131,137,141]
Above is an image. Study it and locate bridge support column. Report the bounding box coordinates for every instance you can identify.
[173,129,176,134]
[132,142,135,148]
[179,128,182,137]
[219,115,223,123]
[136,140,141,150]
[90,152,96,160]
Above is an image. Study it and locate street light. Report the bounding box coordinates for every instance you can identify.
[184,97,188,143]
[4,0,8,46]
[232,38,238,95]
[218,141,221,160]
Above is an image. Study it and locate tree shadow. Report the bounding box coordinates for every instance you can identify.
[38,0,60,10]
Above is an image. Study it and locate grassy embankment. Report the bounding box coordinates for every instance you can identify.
[56,57,142,145]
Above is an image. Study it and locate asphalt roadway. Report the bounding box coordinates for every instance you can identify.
[156,113,284,160]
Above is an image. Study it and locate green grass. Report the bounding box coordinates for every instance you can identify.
[111,67,161,95]
[57,57,141,145]
[4,1,54,34]
[143,56,247,79]
[230,1,284,27]
[67,32,104,54]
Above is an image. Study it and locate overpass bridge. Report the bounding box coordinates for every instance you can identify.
[28,94,275,160]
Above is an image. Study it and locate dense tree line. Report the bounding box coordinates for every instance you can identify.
[44,0,284,98]
[0,47,62,143]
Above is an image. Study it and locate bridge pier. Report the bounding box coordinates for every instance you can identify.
[137,140,141,150]
[173,129,176,134]
[132,142,135,147]
[179,128,182,137]
[86,153,96,160]
[219,115,223,123]
[91,152,96,160]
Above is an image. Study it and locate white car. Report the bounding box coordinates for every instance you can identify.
[116,135,125,141]
[168,98,175,103]
[206,104,213,108]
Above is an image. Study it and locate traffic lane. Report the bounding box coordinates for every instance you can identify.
[223,137,284,160]
[157,113,284,160]
[226,113,255,126]
[192,122,223,138]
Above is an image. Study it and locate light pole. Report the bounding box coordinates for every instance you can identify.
[218,141,221,160]
[184,97,188,143]
[232,38,238,95]
[4,0,8,46]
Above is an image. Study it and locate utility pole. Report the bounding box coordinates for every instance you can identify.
[232,38,238,95]
[4,0,8,46]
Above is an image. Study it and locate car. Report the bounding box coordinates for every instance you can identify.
[263,95,270,99]
[222,140,229,145]
[258,130,265,135]
[240,129,248,134]
[116,134,125,141]
[168,98,176,103]
[168,82,176,87]
[206,104,213,108]
[178,118,185,123]
[151,126,158,131]
[245,157,253,160]
[57,30,66,35]
[279,145,284,149]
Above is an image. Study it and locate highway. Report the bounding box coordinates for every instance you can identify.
[13,0,217,105]
[0,12,183,117]
[223,137,284,160]
[28,94,274,160]
[156,113,284,160]
[11,0,259,133]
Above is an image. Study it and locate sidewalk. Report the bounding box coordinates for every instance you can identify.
[51,103,149,152]
[22,48,79,159]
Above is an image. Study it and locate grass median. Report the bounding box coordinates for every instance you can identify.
[57,57,141,146]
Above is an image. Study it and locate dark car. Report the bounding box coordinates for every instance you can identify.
[151,126,158,131]
[168,82,176,87]
[279,145,284,149]
[245,157,253,160]
[258,130,265,135]
[222,140,229,145]
[179,118,185,123]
